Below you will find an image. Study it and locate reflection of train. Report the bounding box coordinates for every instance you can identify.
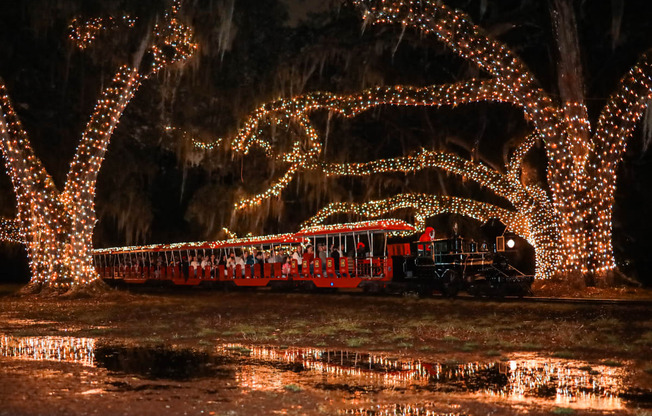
[92,219,533,297]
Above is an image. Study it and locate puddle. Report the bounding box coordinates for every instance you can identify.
[0,334,650,415]
[218,344,635,411]
[94,344,231,380]
[0,334,95,366]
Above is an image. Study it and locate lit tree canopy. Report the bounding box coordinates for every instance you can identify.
[0,0,197,289]
[197,0,652,280]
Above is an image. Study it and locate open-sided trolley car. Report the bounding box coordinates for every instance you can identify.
[92,219,533,297]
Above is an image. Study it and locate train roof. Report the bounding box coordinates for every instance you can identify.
[296,219,416,237]
[93,233,307,255]
[93,220,415,255]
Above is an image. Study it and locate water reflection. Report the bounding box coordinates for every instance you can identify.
[341,404,466,416]
[0,335,642,413]
[0,334,95,366]
[94,344,229,380]
[218,344,628,410]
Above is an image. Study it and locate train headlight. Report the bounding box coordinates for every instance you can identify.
[506,238,516,249]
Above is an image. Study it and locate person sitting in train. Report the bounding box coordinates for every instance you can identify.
[201,255,210,268]
[181,256,189,280]
[331,244,341,276]
[292,247,303,270]
[190,256,200,278]
[273,249,284,264]
[356,242,368,258]
[281,256,291,275]
[303,245,314,274]
[318,244,327,270]
[244,250,254,265]
[235,254,245,276]
[227,252,236,268]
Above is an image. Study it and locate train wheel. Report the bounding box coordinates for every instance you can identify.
[442,270,461,298]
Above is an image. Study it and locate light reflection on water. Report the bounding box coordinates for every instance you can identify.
[0,334,95,366]
[0,335,638,413]
[218,344,628,410]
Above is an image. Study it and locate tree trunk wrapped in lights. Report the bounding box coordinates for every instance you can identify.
[217,0,651,280]
[0,1,197,290]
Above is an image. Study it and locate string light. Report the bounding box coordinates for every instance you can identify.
[0,218,23,244]
[0,0,196,289]
[303,194,556,279]
[68,15,137,49]
[192,0,652,279]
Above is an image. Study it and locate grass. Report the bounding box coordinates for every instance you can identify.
[553,350,575,359]
[460,342,478,352]
[196,328,219,337]
[552,408,576,415]
[520,342,543,351]
[346,337,371,348]
[1,290,649,365]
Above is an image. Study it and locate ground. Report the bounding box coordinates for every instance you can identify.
[0,284,651,415]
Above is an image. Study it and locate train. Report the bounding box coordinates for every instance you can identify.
[92,219,534,297]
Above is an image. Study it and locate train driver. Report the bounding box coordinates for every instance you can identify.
[418,226,435,254]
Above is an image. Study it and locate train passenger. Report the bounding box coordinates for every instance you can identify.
[244,250,254,265]
[273,250,284,264]
[292,247,303,270]
[268,250,277,263]
[190,256,199,278]
[331,244,341,276]
[303,245,314,274]
[318,244,327,270]
[356,242,368,258]
[181,256,189,280]
[209,254,217,278]
[282,257,291,275]
[236,254,245,276]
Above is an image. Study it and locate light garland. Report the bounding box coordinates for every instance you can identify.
[0,0,197,289]
[303,194,556,279]
[0,218,23,244]
[165,126,223,150]
[190,0,652,279]
[68,15,137,49]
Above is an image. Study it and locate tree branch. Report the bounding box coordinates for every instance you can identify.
[592,52,652,177]
[0,217,23,244]
[303,193,529,239]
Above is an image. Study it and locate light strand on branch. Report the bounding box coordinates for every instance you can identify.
[0,217,23,244]
[304,193,557,279]
[0,0,197,289]
[68,15,137,49]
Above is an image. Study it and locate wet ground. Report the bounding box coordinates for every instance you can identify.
[0,286,651,415]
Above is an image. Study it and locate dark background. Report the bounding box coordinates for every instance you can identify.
[0,0,651,284]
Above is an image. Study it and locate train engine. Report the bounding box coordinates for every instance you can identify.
[389,236,534,297]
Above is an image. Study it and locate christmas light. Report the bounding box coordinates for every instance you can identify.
[0,0,196,289]
[196,0,652,279]
[68,15,137,49]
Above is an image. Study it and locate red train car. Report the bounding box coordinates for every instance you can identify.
[92,220,415,291]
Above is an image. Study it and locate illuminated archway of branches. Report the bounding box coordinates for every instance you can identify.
[183,0,652,279]
[0,1,197,289]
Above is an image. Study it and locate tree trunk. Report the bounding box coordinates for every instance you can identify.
[22,200,98,290]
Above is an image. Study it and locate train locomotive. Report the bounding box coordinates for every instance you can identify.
[386,236,534,298]
[93,219,534,298]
